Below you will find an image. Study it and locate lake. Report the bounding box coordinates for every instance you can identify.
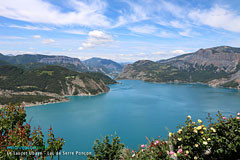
[26,80,240,159]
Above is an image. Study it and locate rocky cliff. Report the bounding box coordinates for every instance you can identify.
[117,46,240,89]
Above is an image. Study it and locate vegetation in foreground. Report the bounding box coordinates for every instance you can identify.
[0,104,65,159]
[1,103,239,160]
[89,112,240,160]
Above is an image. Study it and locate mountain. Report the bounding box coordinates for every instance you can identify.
[117,46,240,89]
[0,64,116,105]
[0,59,10,66]
[83,57,123,75]
[0,53,88,72]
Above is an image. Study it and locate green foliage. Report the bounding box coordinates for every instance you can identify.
[47,127,65,160]
[0,59,10,66]
[207,112,240,159]
[128,61,230,83]
[125,139,170,160]
[0,104,65,159]
[220,80,239,88]
[171,112,240,160]
[0,95,56,105]
[88,133,124,160]
[0,64,116,104]
[85,72,117,85]
[0,65,115,94]
[90,113,240,160]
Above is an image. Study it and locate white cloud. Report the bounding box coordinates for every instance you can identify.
[78,30,113,50]
[128,25,158,34]
[9,25,52,31]
[138,52,146,56]
[171,50,186,54]
[42,39,55,44]
[160,1,186,18]
[169,21,185,29]
[33,35,41,39]
[113,0,187,28]
[113,1,150,28]
[156,31,175,38]
[0,0,110,27]
[62,30,86,35]
[0,50,34,55]
[0,36,26,40]
[189,5,240,33]
[179,30,191,37]
[152,51,164,55]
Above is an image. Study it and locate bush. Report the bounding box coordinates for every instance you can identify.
[0,104,65,159]
[90,112,240,160]
[88,133,124,160]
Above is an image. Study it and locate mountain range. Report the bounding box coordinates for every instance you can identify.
[117,46,240,89]
[0,54,123,74]
[83,57,123,75]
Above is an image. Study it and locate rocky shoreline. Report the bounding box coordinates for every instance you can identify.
[0,89,110,107]
[133,79,240,90]
[23,98,70,107]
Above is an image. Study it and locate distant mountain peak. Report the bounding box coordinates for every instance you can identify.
[83,57,123,75]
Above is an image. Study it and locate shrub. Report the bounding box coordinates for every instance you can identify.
[90,112,240,160]
[88,133,124,160]
[0,104,65,159]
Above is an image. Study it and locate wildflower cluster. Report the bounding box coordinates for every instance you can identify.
[126,137,170,159]
[90,112,240,160]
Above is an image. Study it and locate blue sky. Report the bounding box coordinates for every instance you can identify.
[0,0,240,62]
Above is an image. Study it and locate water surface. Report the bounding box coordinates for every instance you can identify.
[26,80,240,159]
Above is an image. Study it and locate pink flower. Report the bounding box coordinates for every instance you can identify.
[132,150,134,153]
[170,151,175,155]
[236,117,240,119]
[223,117,226,120]
[155,140,159,144]
[178,148,183,154]
[141,144,145,148]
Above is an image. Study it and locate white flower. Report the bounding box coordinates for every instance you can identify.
[210,127,216,132]
[203,141,208,145]
[177,129,182,134]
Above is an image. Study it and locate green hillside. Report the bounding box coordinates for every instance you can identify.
[0,65,116,105]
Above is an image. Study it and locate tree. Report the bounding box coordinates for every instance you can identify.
[0,104,65,159]
[88,133,124,160]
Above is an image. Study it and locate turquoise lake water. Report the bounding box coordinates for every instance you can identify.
[26,80,240,159]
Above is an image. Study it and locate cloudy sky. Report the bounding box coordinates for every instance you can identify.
[0,0,240,62]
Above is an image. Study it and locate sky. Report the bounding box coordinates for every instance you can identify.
[0,0,240,62]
